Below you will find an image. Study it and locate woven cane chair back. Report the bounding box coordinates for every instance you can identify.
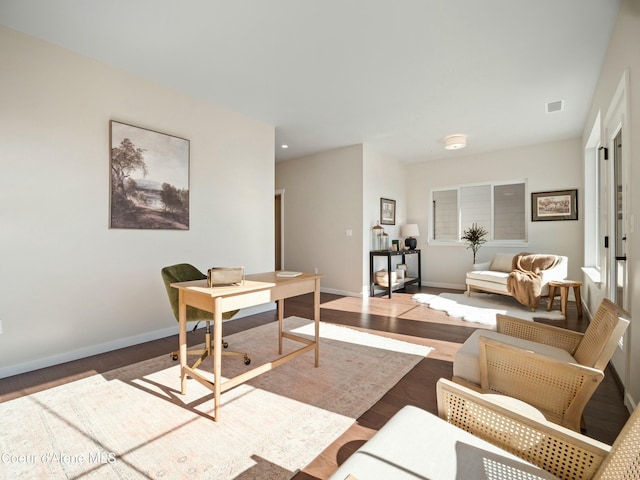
[593,404,640,479]
[574,298,630,370]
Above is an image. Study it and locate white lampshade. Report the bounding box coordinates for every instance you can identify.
[401,224,420,237]
[444,134,467,150]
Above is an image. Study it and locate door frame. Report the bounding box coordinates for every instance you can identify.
[275,189,285,270]
[603,70,631,407]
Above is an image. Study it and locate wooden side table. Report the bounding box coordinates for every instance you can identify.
[547,280,583,317]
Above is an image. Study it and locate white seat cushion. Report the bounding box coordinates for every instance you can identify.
[329,405,559,480]
[454,330,577,385]
[466,270,510,285]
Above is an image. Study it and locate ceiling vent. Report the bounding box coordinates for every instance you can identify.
[546,100,564,113]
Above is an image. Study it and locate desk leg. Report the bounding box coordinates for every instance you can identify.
[314,277,320,367]
[213,297,223,421]
[178,290,188,394]
[387,255,392,298]
[278,299,284,355]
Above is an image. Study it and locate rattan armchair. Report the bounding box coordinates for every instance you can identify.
[495,298,629,372]
[331,379,638,479]
[437,378,640,480]
[453,298,630,431]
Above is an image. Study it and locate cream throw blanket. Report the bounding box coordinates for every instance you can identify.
[507,253,560,309]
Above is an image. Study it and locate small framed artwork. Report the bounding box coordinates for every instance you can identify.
[531,189,578,221]
[380,198,396,225]
[110,121,190,230]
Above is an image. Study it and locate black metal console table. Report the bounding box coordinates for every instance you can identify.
[370,249,422,298]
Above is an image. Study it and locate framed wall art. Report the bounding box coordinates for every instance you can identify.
[110,121,190,230]
[531,189,578,222]
[380,198,396,225]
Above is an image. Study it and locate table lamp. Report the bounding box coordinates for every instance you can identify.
[401,224,419,250]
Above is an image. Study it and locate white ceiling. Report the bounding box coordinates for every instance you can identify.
[0,0,620,163]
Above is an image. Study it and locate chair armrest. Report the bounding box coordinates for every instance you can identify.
[496,314,583,354]
[539,256,568,283]
[478,337,604,432]
[436,378,609,480]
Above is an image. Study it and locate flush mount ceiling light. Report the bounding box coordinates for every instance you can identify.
[444,134,467,150]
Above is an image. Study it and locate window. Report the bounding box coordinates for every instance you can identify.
[494,183,526,240]
[596,145,604,270]
[583,113,602,281]
[432,190,458,240]
[431,181,526,243]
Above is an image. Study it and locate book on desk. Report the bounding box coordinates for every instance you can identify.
[276,271,303,278]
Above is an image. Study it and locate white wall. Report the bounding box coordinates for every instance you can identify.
[0,26,275,378]
[405,139,584,289]
[275,144,405,296]
[275,145,364,296]
[581,0,640,410]
[363,145,407,294]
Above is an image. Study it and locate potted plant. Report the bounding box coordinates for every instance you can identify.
[461,222,488,265]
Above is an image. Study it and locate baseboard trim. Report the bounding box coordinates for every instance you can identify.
[624,392,637,414]
[322,283,468,298]
[0,303,275,380]
[422,281,466,290]
[321,286,362,297]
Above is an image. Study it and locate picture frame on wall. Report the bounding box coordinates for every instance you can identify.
[531,189,578,221]
[110,121,190,230]
[380,198,396,225]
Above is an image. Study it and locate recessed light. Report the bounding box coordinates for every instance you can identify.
[281,144,289,149]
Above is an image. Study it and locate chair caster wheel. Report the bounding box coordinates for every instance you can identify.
[223,341,229,349]
[171,354,178,361]
[244,357,251,365]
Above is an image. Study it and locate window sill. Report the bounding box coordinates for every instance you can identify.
[428,240,529,247]
[581,266,602,287]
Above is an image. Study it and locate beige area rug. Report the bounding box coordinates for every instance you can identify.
[412,292,565,326]
[0,317,431,480]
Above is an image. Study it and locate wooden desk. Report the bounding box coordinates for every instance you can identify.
[171,271,324,420]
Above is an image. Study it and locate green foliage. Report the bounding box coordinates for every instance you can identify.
[160,182,188,214]
[111,138,148,196]
[461,223,489,263]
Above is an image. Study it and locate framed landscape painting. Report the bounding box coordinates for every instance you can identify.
[531,189,578,221]
[110,121,190,230]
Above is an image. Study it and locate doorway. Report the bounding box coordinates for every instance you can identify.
[275,190,284,270]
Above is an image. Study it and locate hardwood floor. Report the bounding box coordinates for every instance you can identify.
[0,286,629,480]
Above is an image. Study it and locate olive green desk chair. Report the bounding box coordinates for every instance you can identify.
[161,263,250,369]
